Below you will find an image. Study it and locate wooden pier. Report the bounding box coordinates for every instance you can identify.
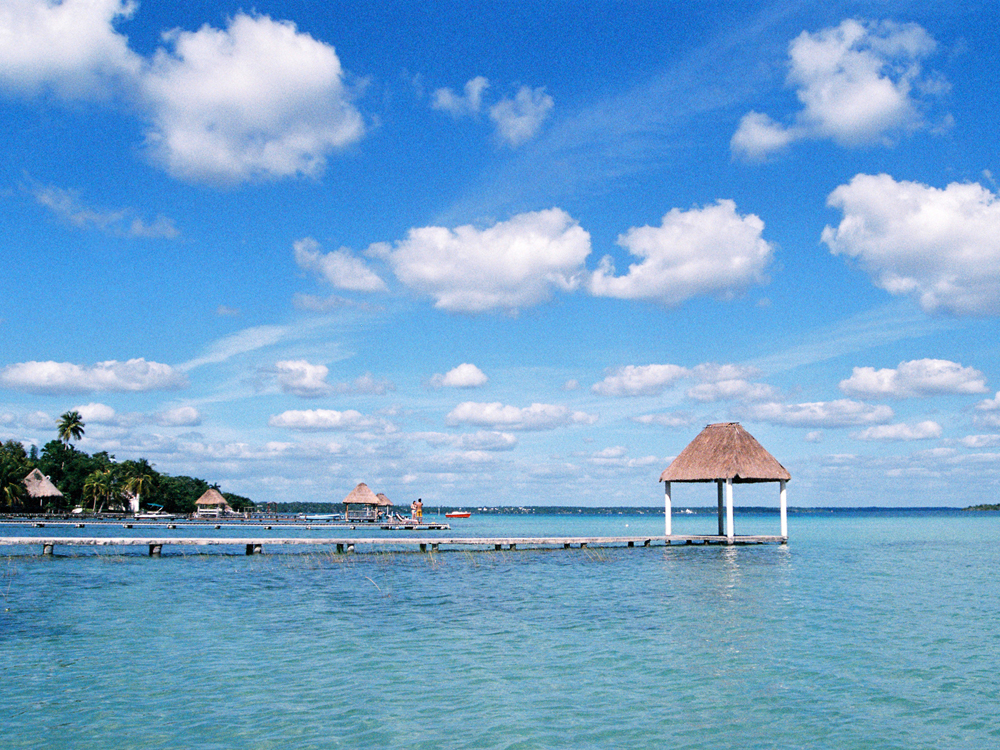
[0,534,786,557]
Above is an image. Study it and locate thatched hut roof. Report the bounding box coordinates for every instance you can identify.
[343,482,380,506]
[195,488,233,509]
[660,422,790,484]
[375,492,393,507]
[23,468,63,499]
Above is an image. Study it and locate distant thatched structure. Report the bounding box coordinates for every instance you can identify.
[660,423,789,540]
[22,468,63,510]
[375,492,393,507]
[343,483,380,521]
[195,488,233,516]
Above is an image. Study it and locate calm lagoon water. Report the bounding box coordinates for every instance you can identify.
[2,509,999,749]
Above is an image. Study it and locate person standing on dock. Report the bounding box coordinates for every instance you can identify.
[415,498,423,523]
[410,498,418,522]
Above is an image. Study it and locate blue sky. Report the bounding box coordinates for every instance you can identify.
[2,0,999,507]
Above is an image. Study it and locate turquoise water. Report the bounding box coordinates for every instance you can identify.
[2,510,999,749]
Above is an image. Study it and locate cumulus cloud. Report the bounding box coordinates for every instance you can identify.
[141,13,364,184]
[0,359,186,394]
[32,183,179,238]
[633,412,695,428]
[687,380,778,403]
[268,409,394,432]
[732,19,941,159]
[73,402,118,424]
[489,85,554,146]
[369,208,590,313]
[592,364,687,397]
[742,399,893,427]
[852,421,942,441]
[415,430,517,452]
[445,402,597,431]
[840,359,988,398]
[294,237,386,293]
[334,373,394,396]
[958,434,1000,449]
[274,360,332,398]
[588,201,774,304]
[432,76,489,116]
[156,406,201,426]
[0,0,140,98]
[822,174,1000,315]
[430,363,488,388]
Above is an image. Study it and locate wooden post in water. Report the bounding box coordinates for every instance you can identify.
[779,480,788,539]
[663,481,672,535]
[149,544,162,557]
[725,478,734,543]
[717,480,724,536]
[43,543,54,556]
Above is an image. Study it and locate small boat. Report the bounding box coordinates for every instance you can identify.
[445,511,472,518]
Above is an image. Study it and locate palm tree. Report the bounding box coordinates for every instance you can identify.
[123,459,156,513]
[83,469,115,513]
[57,411,85,445]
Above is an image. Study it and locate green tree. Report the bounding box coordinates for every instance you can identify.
[57,411,85,445]
[122,458,158,512]
[0,440,30,510]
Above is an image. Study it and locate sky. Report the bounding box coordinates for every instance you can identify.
[1,0,999,508]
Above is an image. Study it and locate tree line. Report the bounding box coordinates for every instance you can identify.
[0,411,254,514]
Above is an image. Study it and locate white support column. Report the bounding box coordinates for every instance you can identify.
[779,480,788,539]
[664,481,672,536]
[717,480,724,536]
[725,478,734,543]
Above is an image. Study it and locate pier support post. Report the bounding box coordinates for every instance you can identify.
[664,481,672,536]
[336,543,344,553]
[495,544,502,550]
[717,480,725,536]
[563,543,570,549]
[149,544,162,557]
[726,478,734,543]
[779,480,788,539]
[420,543,427,552]
[245,544,262,555]
[42,543,54,556]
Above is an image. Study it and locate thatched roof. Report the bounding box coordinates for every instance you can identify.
[343,482,380,506]
[660,422,790,484]
[23,468,63,499]
[375,492,393,507]
[195,488,233,508]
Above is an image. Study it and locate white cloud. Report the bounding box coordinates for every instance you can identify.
[294,237,387,292]
[268,409,394,432]
[156,406,201,426]
[489,85,554,146]
[732,19,940,159]
[0,359,186,394]
[958,434,1000,449]
[24,411,53,430]
[976,392,1000,412]
[0,0,140,98]
[445,402,597,431]
[275,360,332,398]
[32,183,179,238]
[370,208,590,313]
[687,380,778,403]
[633,412,694,428]
[432,76,489,116]
[181,324,289,371]
[73,402,118,424]
[805,431,824,443]
[592,364,687,397]
[141,13,364,184]
[822,174,1000,315]
[840,359,988,398]
[852,421,942,441]
[415,430,517,452]
[430,363,488,388]
[742,399,893,427]
[588,200,773,304]
[334,373,394,396]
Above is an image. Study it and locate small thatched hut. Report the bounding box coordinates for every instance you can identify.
[660,422,790,540]
[22,468,63,511]
[375,492,393,520]
[195,488,233,517]
[343,483,380,522]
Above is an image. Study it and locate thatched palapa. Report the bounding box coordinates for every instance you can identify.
[195,488,233,515]
[660,422,790,484]
[660,423,789,541]
[343,483,384,521]
[22,468,63,510]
